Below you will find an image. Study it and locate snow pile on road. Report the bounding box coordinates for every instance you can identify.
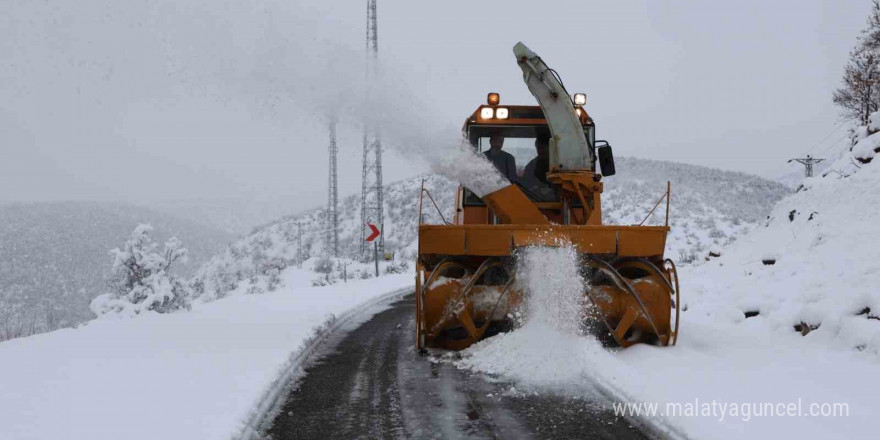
[0,269,411,440]
[457,135,880,439]
[457,245,615,395]
[457,317,613,394]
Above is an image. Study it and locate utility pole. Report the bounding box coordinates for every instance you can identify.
[788,155,825,178]
[326,118,339,257]
[360,0,385,258]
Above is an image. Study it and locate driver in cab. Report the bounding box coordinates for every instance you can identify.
[484,134,518,182]
[520,134,556,201]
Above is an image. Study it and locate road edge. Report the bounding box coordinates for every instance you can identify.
[591,374,693,440]
[234,287,412,440]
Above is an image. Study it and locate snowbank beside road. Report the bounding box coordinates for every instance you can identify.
[614,318,876,439]
[686,144,880,357]
[459,132,880,439]
[0,269,412,440]
[460,314,876,440]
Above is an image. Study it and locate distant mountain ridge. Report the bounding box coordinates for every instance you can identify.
[0,201,233,338]
[144,197,305,235]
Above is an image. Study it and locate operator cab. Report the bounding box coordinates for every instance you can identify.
[461,93,612,213]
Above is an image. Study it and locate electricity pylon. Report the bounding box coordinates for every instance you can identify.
[326,118,339,257]
[788,155,825,178]
[360,0,384,257]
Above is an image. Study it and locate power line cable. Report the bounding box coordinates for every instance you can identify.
[806,121,850,155]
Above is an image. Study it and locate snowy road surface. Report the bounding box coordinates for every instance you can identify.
[266,297,649,440]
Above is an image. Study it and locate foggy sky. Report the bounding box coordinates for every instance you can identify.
[0,0,869,212]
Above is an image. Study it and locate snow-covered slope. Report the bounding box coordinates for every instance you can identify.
[456,130,880,439]
[0,202,232,339]
[687,128,880,356]
[193,158,787,301]
[603,157,789,263]
[0,267,411,440]
[191,174,454,300]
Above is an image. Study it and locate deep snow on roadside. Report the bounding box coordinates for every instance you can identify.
[0,269,411,440]
[458,132,880,439]
[459,308,877,439]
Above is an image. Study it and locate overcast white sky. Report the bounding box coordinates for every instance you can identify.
[0,0,870,210]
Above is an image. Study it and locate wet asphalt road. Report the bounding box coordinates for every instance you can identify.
[266,296,650,440]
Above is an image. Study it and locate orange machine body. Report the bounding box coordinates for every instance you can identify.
[415,103,680,351]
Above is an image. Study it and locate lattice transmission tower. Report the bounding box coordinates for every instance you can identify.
[360,0,384,256]
[326,118,339,257]
[788,154,825,178]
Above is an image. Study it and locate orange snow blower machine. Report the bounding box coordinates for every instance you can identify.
[415,42,680,351]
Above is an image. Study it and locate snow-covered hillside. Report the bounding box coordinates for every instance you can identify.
[456,127,880,439]
[604,157,789,263]
[686,123,880,356]
[191,174,454,300]
[193,157,787,301]
[0,202,232,339]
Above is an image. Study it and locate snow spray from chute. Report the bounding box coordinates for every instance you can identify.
[349,57,512,198]
[515,243,596,336]
[357,89,509,197]
[454,244,618,396]
[427,137,511,197]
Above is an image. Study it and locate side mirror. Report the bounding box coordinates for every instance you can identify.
[596,140,616,176]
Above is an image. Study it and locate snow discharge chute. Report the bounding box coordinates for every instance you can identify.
[414,42,680,351]
[513,42,591,172]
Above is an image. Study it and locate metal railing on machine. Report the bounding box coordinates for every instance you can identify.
[418,179,450,225]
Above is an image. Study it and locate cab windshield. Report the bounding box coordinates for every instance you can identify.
[474,136,538,175]
[464,125,594,203]
[469,126,596,173]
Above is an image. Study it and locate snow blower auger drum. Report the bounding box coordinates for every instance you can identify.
[585,256,680,347]
[415,257,521,350]
[414,41,680,352]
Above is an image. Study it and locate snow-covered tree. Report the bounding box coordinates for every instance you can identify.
[834,48,880,126]
[834,1,880,125]
[90,224,191,317]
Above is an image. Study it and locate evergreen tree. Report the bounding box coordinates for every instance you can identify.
[90,224,191,317]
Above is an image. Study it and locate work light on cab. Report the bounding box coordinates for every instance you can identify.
[573,93,587,106]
